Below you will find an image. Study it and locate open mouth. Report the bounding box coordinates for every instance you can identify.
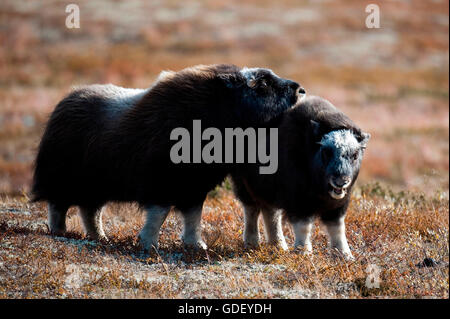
[328,184,347,200]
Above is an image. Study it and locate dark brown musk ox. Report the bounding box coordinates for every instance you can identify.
[31,64,304,251]
[231,96,370,260]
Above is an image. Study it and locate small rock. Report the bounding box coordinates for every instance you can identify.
[416,257,439,268]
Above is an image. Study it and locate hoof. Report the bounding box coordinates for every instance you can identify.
[343,253,355,261]
[138,233,159,253]
[86,233,108,242]
[96,235,109,243]
[244,241,260,250]
[295,248,313,257]
[183,240,207,251]
[266,241,289,251]
[243,234,260,250]
[49,229,66,237]
[278,241,289,251]
[331,248,354,261]
[294,242,312,255]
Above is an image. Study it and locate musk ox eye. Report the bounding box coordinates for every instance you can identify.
[259,79,268,88]
[321,147,333,161]
[351,152,359,161]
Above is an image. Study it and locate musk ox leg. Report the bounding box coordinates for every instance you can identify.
[261,209,288,250]
[293,218,313,253]
[138,205,171,251]
[323,217,353,260]
[180,205,207,250]
[243,204,260,248]
[79,206,107,241]
[48,202,69,236]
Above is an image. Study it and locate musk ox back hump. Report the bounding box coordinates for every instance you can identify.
[32,85,148,204]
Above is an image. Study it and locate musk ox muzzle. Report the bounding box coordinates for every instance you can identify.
[315,129,370,200]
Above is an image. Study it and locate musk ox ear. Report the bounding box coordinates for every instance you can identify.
[358,131,371,149]
[310,120,321,138]
[247,77,257,88]
[218,73,244,88]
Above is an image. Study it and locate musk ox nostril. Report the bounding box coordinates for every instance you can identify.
[333,176,351,188]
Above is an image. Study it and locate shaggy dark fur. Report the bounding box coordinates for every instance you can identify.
[32,64,300,215]
[232,95,370,227]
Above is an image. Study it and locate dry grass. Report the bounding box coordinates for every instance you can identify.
[0,183,448,299]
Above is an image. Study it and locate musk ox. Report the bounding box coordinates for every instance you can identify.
[31,64,303,251]
[231,96,370,259]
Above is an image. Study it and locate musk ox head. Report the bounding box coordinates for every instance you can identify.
[311,123,370,200]
[154,64,303,124]
[220,66,304,123]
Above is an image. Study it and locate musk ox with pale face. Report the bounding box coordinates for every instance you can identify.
[231,96,370,259]
[31,64,303,251]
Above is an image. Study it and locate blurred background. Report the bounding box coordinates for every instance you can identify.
[0,0,448,197]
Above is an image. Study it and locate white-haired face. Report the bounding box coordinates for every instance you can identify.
[315,129,370,200]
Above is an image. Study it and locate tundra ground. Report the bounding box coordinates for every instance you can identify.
[0,183,448,298]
